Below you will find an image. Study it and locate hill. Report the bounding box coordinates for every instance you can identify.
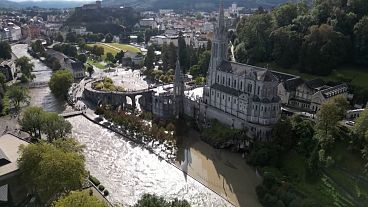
[102,0,310,10]
[0,0,19,9]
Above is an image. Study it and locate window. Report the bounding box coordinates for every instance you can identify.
[257,86,260,95]
[240,81,243,90]
[217,75,219,83]
[234,80,237,88]
[222,95,225,99]
[248,84,253,93]
[255,105,258,110]
[228,78,230,86]
[217,93,219,97]
[228,97,230,101]
[222,77,225,84]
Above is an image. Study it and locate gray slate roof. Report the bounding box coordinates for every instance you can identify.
[0,149,10,167]
[212,83,241,96]
[0,184,8,202]
[217,61,278,82]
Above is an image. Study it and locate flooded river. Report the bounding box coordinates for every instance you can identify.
[68,116,233,207]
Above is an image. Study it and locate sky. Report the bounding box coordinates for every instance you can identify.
[11,0,93,2]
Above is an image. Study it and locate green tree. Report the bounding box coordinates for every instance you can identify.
[18,140,87,204]
[105,52,115,64]
[0,72,5,88]
[168,42,177,69]
[0,41,12,60]
[42,112,72,142]
[235,13,275,64]
[198,50,211,76]
[87,65,94,77]
[299,24,351,75]
[144,45,155,70]
[6,85,29,110]
[15,56,35,82]
[291,15,316,33]
[20,106,44,139]
[353,16,368,66]
[178,32,189,70]
[66,32,77,43]
[53,191,107,207]
[49,70,74,100]
[31,39,45,54]
[315,96,349,146]
[55,33,64,42]
[270,26,301,68]
[93,46,104,59]
[161,43,169,71]
[273,3,298,27]
[77,53,87,63]
[134,194,190,207]
[115,51,124,64]
[104,33,113,43]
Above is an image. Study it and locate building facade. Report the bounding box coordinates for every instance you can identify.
[202,3,281,139]
[278,77,348,113]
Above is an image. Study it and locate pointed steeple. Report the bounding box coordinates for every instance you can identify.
[173,57,184,118]
[174,58,182,85]
[206,0,228,86]
[218,0,225,33]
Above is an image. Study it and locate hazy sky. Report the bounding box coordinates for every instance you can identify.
[12,0,93,2]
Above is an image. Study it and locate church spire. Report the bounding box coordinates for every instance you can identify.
[206,0,228,86]
[173,57,184,118]
[218,0,225,33]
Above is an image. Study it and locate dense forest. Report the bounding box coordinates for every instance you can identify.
[234,0,368,76]
[65,7,139,35]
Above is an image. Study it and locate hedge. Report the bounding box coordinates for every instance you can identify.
[89,176,100,186]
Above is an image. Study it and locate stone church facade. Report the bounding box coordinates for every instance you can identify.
[202,3,281,139]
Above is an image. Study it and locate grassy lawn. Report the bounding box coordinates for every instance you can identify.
[257,62,368,89]
[87,58,106,70]
[107,43,141,53]
[86,42,141,59]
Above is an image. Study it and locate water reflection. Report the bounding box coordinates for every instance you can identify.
[68,116,233,207]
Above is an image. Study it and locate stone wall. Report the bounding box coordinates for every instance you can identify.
[184,98,273,141]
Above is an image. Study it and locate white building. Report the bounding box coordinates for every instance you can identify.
[202,3,281,139]
[139,18,158,29]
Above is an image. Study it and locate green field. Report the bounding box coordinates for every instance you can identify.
[87,43,141,58]
[257,62,368,89]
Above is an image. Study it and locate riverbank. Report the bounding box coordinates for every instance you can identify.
[77,108,261,207]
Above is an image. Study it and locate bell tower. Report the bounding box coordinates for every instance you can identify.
[207,0,228,86]
[173,58,184,118]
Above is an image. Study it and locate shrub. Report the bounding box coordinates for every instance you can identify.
[103,190,109,196]
[89,176,100,186]
[98,185,105,191]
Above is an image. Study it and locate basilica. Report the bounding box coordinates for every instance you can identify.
[202,3,281,139]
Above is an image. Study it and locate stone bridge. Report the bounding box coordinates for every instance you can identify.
[29,81,49,88]
[83,81,154,111]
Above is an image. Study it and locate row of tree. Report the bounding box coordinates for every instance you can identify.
[234,0,368,75]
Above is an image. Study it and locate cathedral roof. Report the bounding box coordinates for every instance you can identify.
[212,83,241,96]
[283,77,304,91]
[217,61,279,82]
